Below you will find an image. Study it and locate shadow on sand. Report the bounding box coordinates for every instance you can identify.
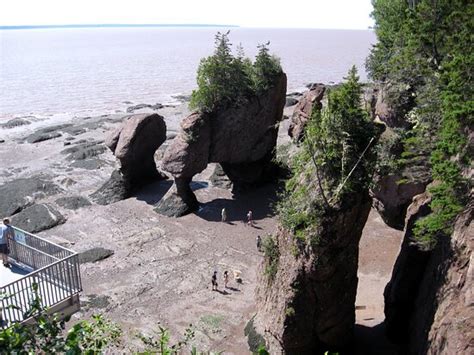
[135,179,209,205]
[195,182,281,223]
[353,322,404,355]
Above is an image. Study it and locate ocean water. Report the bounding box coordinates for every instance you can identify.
[0,27,376,120]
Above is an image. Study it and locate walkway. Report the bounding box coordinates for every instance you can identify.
[0,263,29,287]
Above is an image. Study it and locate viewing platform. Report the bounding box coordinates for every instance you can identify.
[0,226,82,328]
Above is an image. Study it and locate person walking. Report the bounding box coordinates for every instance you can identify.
[221,208,227,223]
[211,271,218,291]
[1,218,14,267]
[223,270,229,288]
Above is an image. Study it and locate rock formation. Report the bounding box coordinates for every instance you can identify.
[253,192,372,354]
[374,84,413,128]
[288,84,325,142]
[91,113,167,205]
[371,174,429,230]
[156,73,287,217]
[383,191,433,343]
[384,192,473,354]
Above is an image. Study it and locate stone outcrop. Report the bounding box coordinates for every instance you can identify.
[91,113,167,205]
[11,203,66,233]
[55,196,92,210]
[254,192,372,354]
[156,73,287,217]
[384,192,474,354]
[79,247,114,264]
[371,174,428,230]
[0,176,62,217]
[288,84,325,142]
[374,83,413,128]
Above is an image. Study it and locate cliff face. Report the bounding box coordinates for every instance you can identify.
[385,195,473,354]
[254,192,372,354]
[423,202,473,354]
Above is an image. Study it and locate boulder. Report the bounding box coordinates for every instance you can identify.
[79,247,114,264]
[71,159,107,170]
[61,139,107,161]
[55,196,92,210]
[126,103,163,113]
[288,84,325,142]
[24,124,73,143]
[10,203,66,233]
[371,174,428,230]
[254,192,372,353]
[92,114,167,204]
[0,176,62,217]
[159,73,287,216]
[1,118,32,129]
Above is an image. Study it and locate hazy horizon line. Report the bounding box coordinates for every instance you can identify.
[0,23,240,30]
[0,23,373,31]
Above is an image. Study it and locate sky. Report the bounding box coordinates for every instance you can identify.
[0,0,374,29]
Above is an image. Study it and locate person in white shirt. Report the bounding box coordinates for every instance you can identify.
[0,218,14,267]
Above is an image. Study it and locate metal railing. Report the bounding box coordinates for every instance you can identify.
[1,226,82,327]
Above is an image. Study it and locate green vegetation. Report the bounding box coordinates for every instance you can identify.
[368,0,472,250]
[277,67,377,248]
[189,31,282,113]
[0,288,214,354]
[0,287,121,354]
[199,314,224,330]
[262,235,280,281]
[244,316,267,354]
[285,306,296,317]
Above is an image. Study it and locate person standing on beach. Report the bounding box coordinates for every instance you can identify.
[0,218,14,267]
[221,208,227,223]
[256,235,262,252]
[223,270,229,288]
[247,210,253,227]
[211,271,218,291]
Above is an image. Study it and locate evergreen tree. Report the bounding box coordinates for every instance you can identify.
[367,0,473,249]
[189,32,282,113]
[252,42,282,94]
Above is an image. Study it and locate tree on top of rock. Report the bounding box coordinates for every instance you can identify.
[189,31,282,113]
[252,42,283,94]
